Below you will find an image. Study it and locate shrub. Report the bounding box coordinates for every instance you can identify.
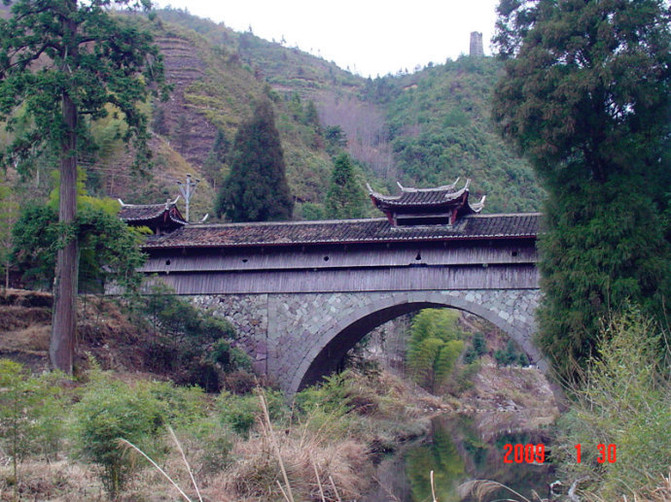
[140,286,249,391]
[72,371,166,499]
[0,360,66,489]
[555,309,671,497]
[494,339,526,367]
[472,332,487,356]
[216,389,287,436]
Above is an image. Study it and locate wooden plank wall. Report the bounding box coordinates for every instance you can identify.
[141,241,537,274]
[154,264,539,295]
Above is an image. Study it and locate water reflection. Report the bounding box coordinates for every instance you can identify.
[364,415,553,502]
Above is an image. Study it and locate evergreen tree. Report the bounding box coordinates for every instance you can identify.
[325,153,367,219]
[203,128,229,189]
[0,0,167,374]
[216,100,293,221]
[492,0,671,377]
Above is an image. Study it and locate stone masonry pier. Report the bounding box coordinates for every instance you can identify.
[190,288,543,396]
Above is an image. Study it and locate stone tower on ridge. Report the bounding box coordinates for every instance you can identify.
[470,32,484,57]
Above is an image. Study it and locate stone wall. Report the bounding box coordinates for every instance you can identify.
[188,288,542,396]
[191,293,269,373]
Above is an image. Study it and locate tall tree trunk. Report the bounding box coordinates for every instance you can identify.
[50,86,78,373]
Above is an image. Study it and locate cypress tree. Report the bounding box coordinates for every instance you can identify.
[492,0,671,378]
[217,100,293,222]
[325,153,367,219]
[0,0,167,373]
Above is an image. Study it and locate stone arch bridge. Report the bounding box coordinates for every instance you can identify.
[133,212,545,396]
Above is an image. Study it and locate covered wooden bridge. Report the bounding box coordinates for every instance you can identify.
[120,179,545,395]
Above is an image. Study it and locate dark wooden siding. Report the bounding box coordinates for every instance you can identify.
[150,263,539,295]
[141,241,537,274]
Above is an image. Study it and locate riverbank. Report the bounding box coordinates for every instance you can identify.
[0,291,561,501]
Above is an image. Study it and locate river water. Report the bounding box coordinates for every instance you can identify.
[363,414,554,502]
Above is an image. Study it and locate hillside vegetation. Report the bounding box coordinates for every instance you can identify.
[0,4,540,219]
[3,6,538,221]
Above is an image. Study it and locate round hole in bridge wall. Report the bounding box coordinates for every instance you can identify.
[415,252,422,261]
[165,260,171,266]
[323,256,330,262]
[512,251,519,257]
[242,259,248,263]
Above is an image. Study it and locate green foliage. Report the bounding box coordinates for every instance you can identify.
[463,332,487,364]
[0,181,19,288]
[0,0,169,373]
[183,415,233,474]
[323,125,348,156]
[555,309,671,497]
[298,202,326,221]
[409,309,462,343]
[406,309,464,393]
[12,199,146,292]
[294,371,367,439]
[0,0,168,171]
[144,380,209,430]
[0,360,66,487]
[383,58,543,213]
[202,128,230,188]
[72,371,167,499]
[405,419,465,502]
[472,333,486,355]
[11,204,59,289]
[216,389,287,436]
[295,371,354,417]
[217,99,293,222]
[141,288,248,391]
[325,153,367,219]
[494,339,526,367]
[538,180,671,376]
[493,0,671,378]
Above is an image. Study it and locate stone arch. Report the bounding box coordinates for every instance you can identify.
[287,290,546,397]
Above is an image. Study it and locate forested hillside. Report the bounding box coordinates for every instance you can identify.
[153,8,542,215]
[1,4,541,221]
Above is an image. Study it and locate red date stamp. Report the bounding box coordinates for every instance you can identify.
[503,443,617,464]
[503,443,545,463]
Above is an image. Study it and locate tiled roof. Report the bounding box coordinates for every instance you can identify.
[367,179,486,217]
[119,202,187,225]
[143,213,541,249]
[372,186,468,206]
[119,203,166,222]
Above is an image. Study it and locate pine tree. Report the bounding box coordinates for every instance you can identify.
[325,153,367,219]
[217,100,293,222]
[0,0,167,373]
[492,0,671,377]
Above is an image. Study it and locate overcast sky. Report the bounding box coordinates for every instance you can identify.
[153,0,501,77]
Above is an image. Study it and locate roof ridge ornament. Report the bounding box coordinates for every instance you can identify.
[367,177,485,226]
[395,177,461,193]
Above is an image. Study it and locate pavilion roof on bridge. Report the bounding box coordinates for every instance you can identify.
[143,213,540,250]
[118,197,187,234]
[367,178,486,226]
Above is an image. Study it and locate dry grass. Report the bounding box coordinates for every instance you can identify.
[0,460,105,501]
[206,434,371,502]
[580,470,671,502]
[202,391,373,502]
